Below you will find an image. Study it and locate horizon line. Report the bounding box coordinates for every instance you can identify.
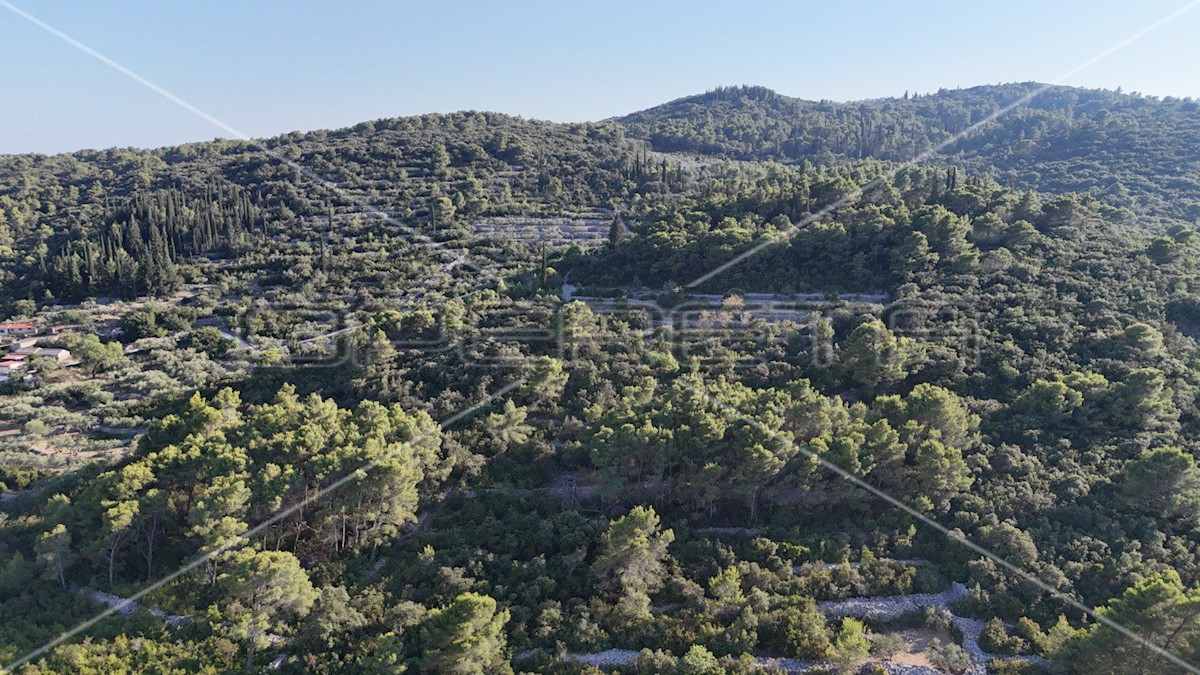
[4,79,1192,158]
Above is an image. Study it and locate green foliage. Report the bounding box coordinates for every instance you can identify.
[1119,446,1200,522]
[217,548,317,664]
[830,618,870,671]
[926,638,971,673]
[303,585,369,649]
[64,333,126,374]
[979,617,1029,656]
[679,644,722,675]
[120,306,167,340]
[840,318,915,393]
[19,635,241,673]
[593,505,675,621]
[870,632,906,659]
[707,566,745,615]
[0,554,34,596]
[182,326,234,358]
[34,524,75,589]
[1058,571,1200,674]
[419,592,511,674]
[759,596,832,659]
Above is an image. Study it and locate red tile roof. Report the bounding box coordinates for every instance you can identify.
[0,323,36,330]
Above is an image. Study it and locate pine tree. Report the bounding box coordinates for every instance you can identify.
[608,215,625,247]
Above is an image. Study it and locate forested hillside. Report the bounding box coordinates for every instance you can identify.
[2,88,1200,674]
[0,111,636,306]
[619,83,1200,221]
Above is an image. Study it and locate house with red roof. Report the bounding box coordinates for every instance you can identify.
[0,322,37,338]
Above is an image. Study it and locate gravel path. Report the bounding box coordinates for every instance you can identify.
[525,578,1050,673]
[818,582,969,622]
[805,558,932,571]
[953,615,1049,675]
[559,653,949,673]
[544,627,1046,674]
[693,526,763,536]
[952,615,992,675]
[79,587,190,627]
[216,327,255,351]
[574,648,643,667]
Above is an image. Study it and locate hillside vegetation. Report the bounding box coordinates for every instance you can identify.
[620,83,1200,220]
[1,86,1200,674]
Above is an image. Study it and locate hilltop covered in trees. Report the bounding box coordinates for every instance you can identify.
[0,111,639,306]
[619,83,1200,221]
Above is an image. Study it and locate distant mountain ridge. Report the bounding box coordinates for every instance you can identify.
[7,82,1200,225]
[617,83,1200,220]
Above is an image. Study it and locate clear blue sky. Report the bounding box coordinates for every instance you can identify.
[2,0,1199,154]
